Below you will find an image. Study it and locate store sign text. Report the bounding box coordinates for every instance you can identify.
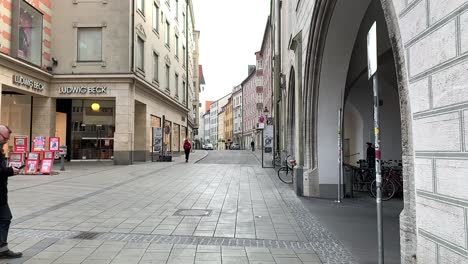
[12,75,45,92]
[59,86,108,95]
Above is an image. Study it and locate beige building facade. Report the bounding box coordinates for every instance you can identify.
[0,0,198,165]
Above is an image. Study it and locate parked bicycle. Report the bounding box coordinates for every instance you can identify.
[370,164,403,200]
[277,155,296,184]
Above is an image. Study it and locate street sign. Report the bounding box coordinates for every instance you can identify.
[367,22,377,79]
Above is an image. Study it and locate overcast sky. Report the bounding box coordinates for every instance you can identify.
[192,0,271,110]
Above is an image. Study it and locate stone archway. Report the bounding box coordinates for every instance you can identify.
[302,0,415,262]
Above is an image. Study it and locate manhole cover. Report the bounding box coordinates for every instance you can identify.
[71,232,101,240]
[173,209,213,217]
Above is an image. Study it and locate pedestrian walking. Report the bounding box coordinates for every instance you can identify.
[366,142,376,169]
[183,139,192,163]
[251,140,255,151]
[0,125,21,259]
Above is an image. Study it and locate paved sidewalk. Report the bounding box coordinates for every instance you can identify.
[0,150,353,264]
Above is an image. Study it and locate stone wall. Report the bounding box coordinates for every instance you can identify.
[394,0,468,262]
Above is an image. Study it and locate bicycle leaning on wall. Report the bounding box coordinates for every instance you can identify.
[277,155,296,184]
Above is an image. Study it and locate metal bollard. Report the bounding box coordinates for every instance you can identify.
[60,154,65,171]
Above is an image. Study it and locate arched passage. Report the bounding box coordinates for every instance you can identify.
[303,0,415,262]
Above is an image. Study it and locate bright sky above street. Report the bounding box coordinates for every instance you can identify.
[192,0,271,110]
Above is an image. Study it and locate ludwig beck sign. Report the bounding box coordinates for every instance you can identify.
[59,86,108,95]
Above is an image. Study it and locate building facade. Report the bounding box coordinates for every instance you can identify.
[203,111,210,145]
[217,108,225,150]
[232,85,243,146]
[209,101,218,148]
[242,68,258,150]
[274,0,468,262]
[224,97,233,148]
[0,0,199,165]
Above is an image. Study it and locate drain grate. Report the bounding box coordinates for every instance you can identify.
[173,209,213,217]
[71,231,101,240]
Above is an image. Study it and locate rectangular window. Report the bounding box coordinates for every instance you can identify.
[77,28,102,62]
[136,37,144,71]
[153,52,159,82]
[175,0,179,20]
[165,20,170,47]
[175,35,179,58]
[182,12,186,32]
[165,65,170,91]
[152,3,159,32]
[137,0,144,14]
[182,45,185,66]
[175,73,179,96]
[17,1,43,65]
[182,81,186,103]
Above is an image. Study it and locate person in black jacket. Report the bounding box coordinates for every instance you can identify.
[0,125,21,259]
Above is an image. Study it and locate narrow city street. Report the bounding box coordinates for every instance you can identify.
[0,150,403,264]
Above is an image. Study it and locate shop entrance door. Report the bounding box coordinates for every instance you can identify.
[78,124,114,160]
[70,100,115,160]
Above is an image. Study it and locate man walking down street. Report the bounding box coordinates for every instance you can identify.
[251,140,255,151]
[0,125,21,259]
[184,139,192,163]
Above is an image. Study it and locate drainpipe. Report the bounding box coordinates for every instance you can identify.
[130,0,135,72]
[274,0,282,156]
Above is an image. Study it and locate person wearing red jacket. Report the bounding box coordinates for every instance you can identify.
[183,139,192,163]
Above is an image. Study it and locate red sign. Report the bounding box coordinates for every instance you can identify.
[33,136,46,151]
[49,137,60,151]
[43,151,54,160]
[25,159,39,174]
[14,136,28,152]
[40,159,53,174]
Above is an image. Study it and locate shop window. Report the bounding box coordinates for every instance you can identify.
[77,28,102,62]
[136,37,144,71]
[16,1,43,66]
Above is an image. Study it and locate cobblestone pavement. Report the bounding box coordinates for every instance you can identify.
[0,150,356,264]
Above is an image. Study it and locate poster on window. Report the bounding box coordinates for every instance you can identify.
[153,128,163,153]
[14,136,28,152]
[40,159,53,174]
[18,9,32,61]
[33,136,46,151]
[49,137,60,151]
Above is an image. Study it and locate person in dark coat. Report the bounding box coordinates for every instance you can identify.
[366,142,376,169]
[183,139,192,162]
[0,125,21,259]
[250,140,255,151]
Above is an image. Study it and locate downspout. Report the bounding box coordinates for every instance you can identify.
[130,0,135,72]
[186,0,190,138]
[274,0,282,156]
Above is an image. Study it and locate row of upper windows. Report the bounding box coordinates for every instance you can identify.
[137,0,187,36]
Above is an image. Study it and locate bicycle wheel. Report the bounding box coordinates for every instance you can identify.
[370,179,395,201]
[277,167,293,184]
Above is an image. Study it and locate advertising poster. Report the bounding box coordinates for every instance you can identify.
[28,152,40,160]
[33,136,46,151]
[25,159,38,174]
[40,159,53,174]
[153,128,163,153]
[9,152,23,162]
[263,125,274,153]
[18,9,32,61]
[14,136,28,152]
[49,137,60,151]
[43,151,54,160]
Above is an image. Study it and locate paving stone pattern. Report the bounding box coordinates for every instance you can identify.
[0,151,356,263]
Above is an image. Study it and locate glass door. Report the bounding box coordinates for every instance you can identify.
[71,100,115,160]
